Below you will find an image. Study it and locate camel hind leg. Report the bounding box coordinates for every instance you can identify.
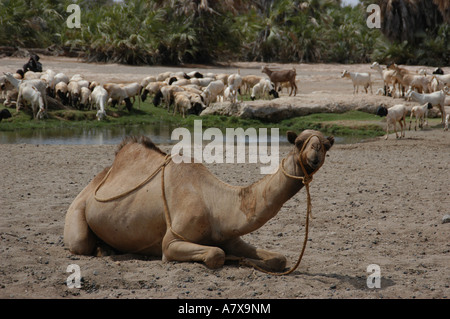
[64,198,97,256]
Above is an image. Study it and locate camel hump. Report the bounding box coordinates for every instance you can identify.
[116,135,166,156]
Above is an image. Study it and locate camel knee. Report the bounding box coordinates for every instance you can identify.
[204,247,225,269]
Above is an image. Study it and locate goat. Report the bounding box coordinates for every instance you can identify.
[261,66,297,96]
[376,104,407,140]
[370,62,396,96]
[90,85,108,121]
[16,83,46,119]
[341,70,372,94]
[409,102,433,131]
[227,73,243,104]
[0,108,12,122]
[406,87,448,125]
[4,72,48,110]
[242,75,264,95]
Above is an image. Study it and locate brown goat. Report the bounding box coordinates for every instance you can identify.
[261,66,297,96]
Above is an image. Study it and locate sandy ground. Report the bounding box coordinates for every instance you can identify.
[0,57,449,300]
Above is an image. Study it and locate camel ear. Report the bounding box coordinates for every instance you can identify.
[325,136,335,151]
[286,131,298,145]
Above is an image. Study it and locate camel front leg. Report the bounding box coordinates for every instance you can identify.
[223,238,286,272]
[162,232,225,269]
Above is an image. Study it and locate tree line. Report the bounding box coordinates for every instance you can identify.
[0,0,448,66]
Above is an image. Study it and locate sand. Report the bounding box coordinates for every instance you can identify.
[0,57,449,299]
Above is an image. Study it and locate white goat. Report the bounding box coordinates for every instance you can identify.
[376,104,407,140]
[16,83,45,119]
[227,73,243,104]
[90,85,108,121]
[4,72,48,110]
[409,102,433,131]
[341,70,372,94]
[370,62,396,96]
[406,87,448,125]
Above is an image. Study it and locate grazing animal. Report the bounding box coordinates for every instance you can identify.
[341,70,372,94]
[262,66,297,96]
[406,88,448,125]
[409,102,433,131]
[0,108,12,122]
[90,85,108,121]
[16,83,46,119]
[376,104,407,140]
[64,130,334,271]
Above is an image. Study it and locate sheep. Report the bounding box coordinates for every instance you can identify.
[376,104,407,140]
[70,74,84,82]
[55,82,69,105]
[341,70,372,94]
[261,66,297,96]
[90,85,108,121]
[103,83,133,111]
[0,108,12,122]
[121,82,142,108]
[153,85,184,111]
[186,71,203,79]
[370,62,396,96]
[433,67,444,75]
[201,80,225,106]
[250,79,278,100]
[406,87,448,125]
[16,83,46,119]
[80,87,91,110]
[140,75,156,89]
[190,77,215,88]
[409,102,433,131]
[172,91,192,118]
[67,81,81,108]
[156,71,172,82]
[141,81,165,102]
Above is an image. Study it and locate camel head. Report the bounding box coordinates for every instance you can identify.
[286,130,334,173]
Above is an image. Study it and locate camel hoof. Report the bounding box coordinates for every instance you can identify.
[204,248,225,269]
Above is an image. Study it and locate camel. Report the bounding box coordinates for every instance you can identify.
[64,129,334,272]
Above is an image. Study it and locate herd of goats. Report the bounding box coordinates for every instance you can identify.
[0,55,448,135]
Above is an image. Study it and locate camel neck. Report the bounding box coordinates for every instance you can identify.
[236,151,305,234]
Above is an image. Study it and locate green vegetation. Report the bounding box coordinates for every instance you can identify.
[0,0,448,66]
[0,99,385,138]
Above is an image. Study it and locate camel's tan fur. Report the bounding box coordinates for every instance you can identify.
[64,130,334,271]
